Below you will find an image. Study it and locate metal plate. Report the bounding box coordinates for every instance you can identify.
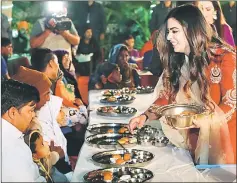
[92,149,154,168]
[136,86,154,94]
[97,106,137,117]
[86,133,137,149]
[100,95,136,105]
[102,88,137,96]
[87,123,131,134]
[137,125,169,147]
[83,167,153,183]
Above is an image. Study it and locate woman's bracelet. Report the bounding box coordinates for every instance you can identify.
[141,113,149,122]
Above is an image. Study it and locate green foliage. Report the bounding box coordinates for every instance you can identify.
[12,1,44,33]
[103,1,152,56]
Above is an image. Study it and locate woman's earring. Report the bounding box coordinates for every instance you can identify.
[213,11,217,20]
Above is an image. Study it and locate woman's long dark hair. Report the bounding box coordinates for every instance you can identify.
[157,4,213,107]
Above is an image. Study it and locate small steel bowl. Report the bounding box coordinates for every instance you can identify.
[156,104,208,128]
[153,136,169,147]
[137,135,154,146]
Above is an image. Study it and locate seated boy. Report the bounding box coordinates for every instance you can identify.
[24,130,68,183]
[90,62,123,89]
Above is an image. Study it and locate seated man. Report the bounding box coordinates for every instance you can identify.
[1,79,45,182]
[12,66,73,177]
[30,48,84,109]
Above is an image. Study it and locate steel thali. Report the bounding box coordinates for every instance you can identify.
[83,167,153,183]
[87,123,133,134]
[100,95,136,105]
[97,106,137,117]
[92,149,154,168]
[136,86,154,94]
[102,88,137,96]
[86,133,137,149]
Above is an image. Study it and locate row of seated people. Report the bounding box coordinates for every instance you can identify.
[89,44,141,90]
[2,46,89,182]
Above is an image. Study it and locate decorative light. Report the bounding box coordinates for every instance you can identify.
[47,1,64,14]
[1,4,13,10]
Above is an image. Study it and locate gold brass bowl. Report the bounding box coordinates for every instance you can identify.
[156,104,209,128]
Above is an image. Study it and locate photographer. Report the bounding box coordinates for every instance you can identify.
[30,2,80,60]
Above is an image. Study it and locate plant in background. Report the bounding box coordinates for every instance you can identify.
[12,1,44,34]
[102,1,152,58]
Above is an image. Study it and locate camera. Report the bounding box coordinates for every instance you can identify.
[54,17,72,31]
[45,16,72,31]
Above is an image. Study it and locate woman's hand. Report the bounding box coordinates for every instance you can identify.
[128,114,147,134]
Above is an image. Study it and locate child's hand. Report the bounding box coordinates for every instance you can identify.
[50,141,65,159]
[56,108,66,126]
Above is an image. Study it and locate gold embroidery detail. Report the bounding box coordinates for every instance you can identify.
[210,65,222,83]
[223,89,236,108]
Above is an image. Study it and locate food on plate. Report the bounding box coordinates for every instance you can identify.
[118,127,128,134]
[103,171,113,182]
[107,96,117,102]
[107,129,114,133]
[136,86,154,94]
[128,137,137,144]
[118,136,136,145]
[88,170,100,178]
[123,153,131,161]
[179,110,197,115]
[103,88,136,96]
[97,106,137,116]
[117,139,127,145]
[116,158,125,165]
[103,90,113,96]
[112,154,122,159]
